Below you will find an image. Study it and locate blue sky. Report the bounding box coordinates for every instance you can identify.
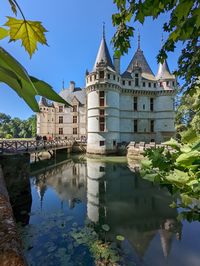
[0,0,183,119]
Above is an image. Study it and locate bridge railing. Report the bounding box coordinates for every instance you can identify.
[0,139,74,154]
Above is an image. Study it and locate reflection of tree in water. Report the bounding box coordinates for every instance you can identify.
[33,160,87,210]
[86,158,182,262]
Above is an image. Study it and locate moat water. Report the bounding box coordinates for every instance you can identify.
[14,156,200,266]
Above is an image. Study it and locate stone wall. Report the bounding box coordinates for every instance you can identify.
[0,165,27,266]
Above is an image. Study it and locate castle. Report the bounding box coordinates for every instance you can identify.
[37,30,176,154]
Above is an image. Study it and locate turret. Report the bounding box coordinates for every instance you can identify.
[86,25,120,154]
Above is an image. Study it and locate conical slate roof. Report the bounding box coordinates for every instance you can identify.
[39,96,48,106]
[156,60,175,80]
[125,47,155,80]
[93,35,115,72]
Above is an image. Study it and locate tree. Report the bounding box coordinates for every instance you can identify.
[0,112,36,138]
[0,0,70,112]
[112,0,200,95]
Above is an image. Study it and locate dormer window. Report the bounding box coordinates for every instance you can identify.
[113,75,116,80]
[129,81,131,86]
[107,74,110,79]
[122,80,125,85]
[148,83,151,88]
[99,71,104,79]
[167,81,169,86]
[59,106,63,112]
[135,73,139,87]
[154,83,156,88]
[172,81,175,86]
[143,82,145,87]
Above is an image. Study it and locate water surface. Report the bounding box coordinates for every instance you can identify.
[17,156,200,266]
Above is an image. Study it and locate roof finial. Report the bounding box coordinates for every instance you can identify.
[62,79,65,90]
[138,29,141,50]
[103,22,105,39]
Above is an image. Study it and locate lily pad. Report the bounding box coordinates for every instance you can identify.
[102,224,110,232]
[116,235,125,241]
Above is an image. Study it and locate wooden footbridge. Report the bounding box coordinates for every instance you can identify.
[0,139,75,155]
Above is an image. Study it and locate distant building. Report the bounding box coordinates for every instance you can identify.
[37,81,87,140]
[37,29,176,153]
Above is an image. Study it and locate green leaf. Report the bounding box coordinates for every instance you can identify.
[164,138,181,150]
[116,235,125,241]
[5,16,48,57]
[0,27,8,40]
[165,169,192,186]
[142,173,158,182]
[0,47,70,111]
[141,159,152,169]
[169,201,177,208]
[176,150,200,167]
[30,77,71,107]
[102,224,110,232]
[180,193,193,206]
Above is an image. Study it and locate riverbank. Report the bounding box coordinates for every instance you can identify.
[0,165,27,266]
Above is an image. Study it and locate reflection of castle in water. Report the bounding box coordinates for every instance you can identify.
[33,160,87,209]
[86,158,182,260]
[33,158,182,260]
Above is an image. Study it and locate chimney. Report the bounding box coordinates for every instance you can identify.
[113,56,120,74]
[70,81,75,92]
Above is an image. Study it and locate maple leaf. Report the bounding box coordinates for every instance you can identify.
[0,27,8,40]
[5,16,48,57]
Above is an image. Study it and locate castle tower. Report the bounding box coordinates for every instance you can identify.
[37,97,56,138]
[86,25,121,154]
[155,59,176,141]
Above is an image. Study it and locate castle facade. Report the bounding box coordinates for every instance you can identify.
[37,31,176,154]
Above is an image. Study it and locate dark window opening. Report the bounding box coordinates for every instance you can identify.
[100,109,105,116]
[59,128,63,135]
[154,83,156,88]
[100,140,105,146]
[135,73,139,87]
[129,81,131,86]
[150,98,154,111]
[143,82,145,87]
[99,71,104,79]
[73,105,77,112]
[73,128,77,135]
[113,140,116,146]
[134,120,138,132]
[122,80,125,85]
[107,74,110,79]
[99,91,105,107]
[148,82,151,88]
[99,166,105,172]
[113,75,115,80]
[73,116,77,123]
[134,97,138,111]
[172,81,175,86]
[90,76,92,81]
[150,120,154,132]
[59,116,63,124]
[143,104,145,110]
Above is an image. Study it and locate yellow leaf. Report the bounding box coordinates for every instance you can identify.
[5,17,48,57]
[0,27,8,40]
